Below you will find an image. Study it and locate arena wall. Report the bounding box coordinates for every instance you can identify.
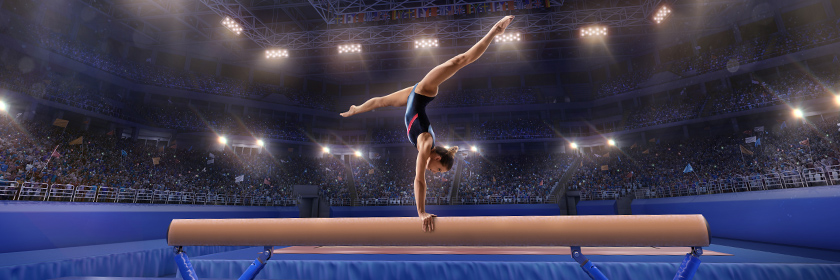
[632,186,840,250]
[0,201,298,253]
[575,200,618,215]
[329,204,561,217]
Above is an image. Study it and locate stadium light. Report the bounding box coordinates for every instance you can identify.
[495,32,521,43]
[793,109,804,118]
[580,26,607,37]
[570,142,578,149]
[338,44,362,54]
[221,17,243,35]
[470,146,478,152]
[653,6,671,24]
[323,147,331,154]
[415,39,438,49]
[256,139,264,147]
[834,95,840,105]
[0,100,6,112]
[607,139,616,146]
[443,145,450,149]
[218,136,228,145]
[354,150,362,157]
[266,49,289,59]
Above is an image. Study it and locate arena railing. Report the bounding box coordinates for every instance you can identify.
[17,182,50,201]
[73,185,97,202]
[48,184,75,201]
[0,181,19,200]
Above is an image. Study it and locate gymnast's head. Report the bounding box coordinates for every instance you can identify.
[427,146,458,173]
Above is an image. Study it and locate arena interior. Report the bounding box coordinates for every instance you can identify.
[1,0,840,279]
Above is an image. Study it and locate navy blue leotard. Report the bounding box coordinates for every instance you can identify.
[405,83,436,148]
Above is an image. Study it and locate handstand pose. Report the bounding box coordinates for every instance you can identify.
[341,16,515,232]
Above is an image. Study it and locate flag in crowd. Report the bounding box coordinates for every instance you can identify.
[799,139,809,146]
[600,165,609,171]
[235,175,245,183]
[50,145,61,158]
[52,118,69,128]
[209,153,215,158]
[106,130,115,136]
[121,150,128,156]
[745,136,756,143]
[264,178,271,185]
[754,126,764,132]
[69,136,84,145]
[683,164,694,173]
[152,157,160,165]
[207,159,214,164]
[739,145,754,156]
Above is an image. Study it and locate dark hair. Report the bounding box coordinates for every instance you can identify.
[432,146,459,171]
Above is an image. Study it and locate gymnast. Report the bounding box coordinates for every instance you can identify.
[340,15,516,232]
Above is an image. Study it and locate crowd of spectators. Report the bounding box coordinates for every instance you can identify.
[595,69,653,99]
[594,20,840,99]
[624,94,705,130]
[0,120,345,200]
[471,118,554,140]
[1,17,335,111]
[569,114,840,198]
[430,87,541,108]
[708,68,839,115]
[351,156,453,202]
[457,154,571,202]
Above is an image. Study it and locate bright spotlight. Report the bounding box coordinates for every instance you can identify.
[414,38,439,49]
[653,6,671,24]
[0,100,6,112]
[834,95,840,105]
[256,139,264,147]
[580,26,608,37]
[443,145,450,149]
[570,142,578,149]
[495,32,521,43]
[338,44,362,54]
[608,139,616,146]
[470,146,478,152]
[266,49,289,59]
[221,17,243,35]
[218,136,228,144]
[793,109,804,118]
[323,147,331,154]
[354,151,362,157]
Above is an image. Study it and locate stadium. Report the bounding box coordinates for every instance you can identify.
[0,0,839,279]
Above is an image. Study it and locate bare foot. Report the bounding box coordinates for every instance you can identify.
[340,105,358,117]
[491,16,515,36]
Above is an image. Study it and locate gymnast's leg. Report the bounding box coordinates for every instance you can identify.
[414,15,515,98]
[340,86,413,117]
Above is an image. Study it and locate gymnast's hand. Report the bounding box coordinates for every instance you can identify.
[419,212,436,232]
[491,16,515,36]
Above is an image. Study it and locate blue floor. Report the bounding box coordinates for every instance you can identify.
[180,238,840,280]
[3,238,838,280]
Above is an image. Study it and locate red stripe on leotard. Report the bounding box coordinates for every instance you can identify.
[407,114,419,136]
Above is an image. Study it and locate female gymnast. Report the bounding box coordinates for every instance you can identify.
[340,15,515,232]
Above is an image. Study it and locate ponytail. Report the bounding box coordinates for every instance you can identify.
[432,146,459,170]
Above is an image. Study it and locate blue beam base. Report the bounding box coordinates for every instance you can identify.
[174,246,199,280]
[238,246,274,280]
[673,247,703,280]
[570,246,609,280]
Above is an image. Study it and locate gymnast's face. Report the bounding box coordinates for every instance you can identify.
[426,156,449,174]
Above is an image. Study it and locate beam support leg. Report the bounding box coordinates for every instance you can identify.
[238,246,274,280]
[673,247,703,280]
[174,246,199,280]
[570,246,608,280]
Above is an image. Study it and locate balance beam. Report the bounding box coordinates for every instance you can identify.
[167,215,709,247]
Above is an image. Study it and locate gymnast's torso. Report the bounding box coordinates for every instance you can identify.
[405,83,436,148]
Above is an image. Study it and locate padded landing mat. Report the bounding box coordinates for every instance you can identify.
[274,246,731,256]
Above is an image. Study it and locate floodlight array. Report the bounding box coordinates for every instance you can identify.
[653,6,671,24]
[580,26,607,37]
[414,39,438,49]
[338,44,362,53]
[495,33,521,42]
[221,17,243,35]
[266,49,289,59]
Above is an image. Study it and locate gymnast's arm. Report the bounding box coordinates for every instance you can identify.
[414,133,436,232]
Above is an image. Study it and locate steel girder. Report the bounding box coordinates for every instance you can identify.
[307,0,567,24]
[200,0,662,50]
